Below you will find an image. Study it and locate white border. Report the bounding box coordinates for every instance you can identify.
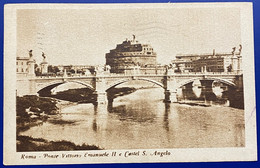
[3,3,257,165]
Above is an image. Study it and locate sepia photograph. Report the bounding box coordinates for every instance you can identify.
[3,2,256,165]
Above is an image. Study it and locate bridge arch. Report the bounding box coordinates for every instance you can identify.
[106,78,164,91]
[37,80,95,93]
[177,77,236,88]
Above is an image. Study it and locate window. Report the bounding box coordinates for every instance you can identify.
[21,68,23,72]
[16,68,18,72]
[21,62,23,65]
[16,62,18,65]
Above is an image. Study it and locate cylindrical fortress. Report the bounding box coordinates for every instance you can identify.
[106,36,157,74]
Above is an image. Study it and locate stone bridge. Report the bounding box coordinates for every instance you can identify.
[16,72,243,104]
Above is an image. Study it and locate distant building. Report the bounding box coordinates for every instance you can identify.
[172,46,242,73]
[106,35,162,74]
[16,50,36,96]
[57,65,95,75]
[16,50,53,78]
[16,57,29,74]
[16,50,36,78]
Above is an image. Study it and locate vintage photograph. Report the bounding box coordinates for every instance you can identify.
[4,3,256,165]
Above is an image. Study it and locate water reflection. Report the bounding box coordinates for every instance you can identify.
[20,87,245,149]
[234,123,245,147]
[192,86,202,98]
[110,103,157,123]
[93,104,108,132]
[164,103,170,132]
[180,80,231,106]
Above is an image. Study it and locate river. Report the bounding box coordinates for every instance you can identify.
[20,84,244,149]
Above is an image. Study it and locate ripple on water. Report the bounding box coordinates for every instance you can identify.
[20,88,245,149]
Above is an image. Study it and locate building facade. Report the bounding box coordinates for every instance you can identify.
[106,35,160,74]
[16,50,50,78]
[16,50,36,78]
[16,57,29,75]
[172,46,242,73]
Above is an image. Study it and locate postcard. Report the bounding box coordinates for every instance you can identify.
[3,3,256,165]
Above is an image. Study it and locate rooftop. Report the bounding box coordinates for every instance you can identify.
[176,52,240,57]
[17,56,30,60]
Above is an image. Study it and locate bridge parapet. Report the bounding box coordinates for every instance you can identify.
[17,71,243,103]
[32,70,242,79]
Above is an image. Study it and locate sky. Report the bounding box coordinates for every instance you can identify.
[17,6,241,65]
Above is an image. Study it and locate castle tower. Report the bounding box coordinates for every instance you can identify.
[40,52,48,74]
[28,50,36,77]
[105,36,157,74]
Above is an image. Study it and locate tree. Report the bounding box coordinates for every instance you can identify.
[53,66,60,74]
[35,64,41,76]
[76,69,83,74]
[69,69,75,74]
[48,65,60,74]
[48,65,53,73]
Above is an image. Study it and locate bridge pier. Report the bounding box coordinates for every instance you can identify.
[199,80,214,101]
[163,75,178,103]
[200,80,214,91]
[164,89,178,103]
[93,91,107,104]
[94,77,108,104]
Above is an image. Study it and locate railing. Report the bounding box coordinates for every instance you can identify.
[172,71,242,75]
[33,71,242,79]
